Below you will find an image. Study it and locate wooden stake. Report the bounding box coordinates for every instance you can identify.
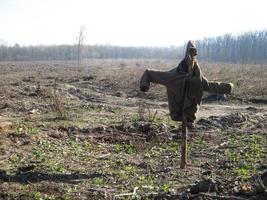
[180,116,188,169]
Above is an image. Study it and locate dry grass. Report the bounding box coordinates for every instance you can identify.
[1,59,266,99]
[200,62,267,98]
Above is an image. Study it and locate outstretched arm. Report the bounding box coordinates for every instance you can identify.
[202,76,233,94]
[140,69,172,92]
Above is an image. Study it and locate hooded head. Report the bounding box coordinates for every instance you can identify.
[185,40,197,73]
[185,40,197,58]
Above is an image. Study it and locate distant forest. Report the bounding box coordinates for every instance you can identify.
[0,30,266,63]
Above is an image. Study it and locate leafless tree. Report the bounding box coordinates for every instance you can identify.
[77,26,86,66]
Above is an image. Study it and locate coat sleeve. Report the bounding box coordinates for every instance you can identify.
[202,76,233,94]
[140,69,172,92]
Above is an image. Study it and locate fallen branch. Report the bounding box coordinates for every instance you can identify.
[208,141,229,151]
[198,192,247,200]
[94,153,111,159]
[88,187,116,198]
[115,187,139,198]
[151,110,158,122]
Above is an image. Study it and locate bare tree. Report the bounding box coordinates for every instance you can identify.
[77,26,86,66]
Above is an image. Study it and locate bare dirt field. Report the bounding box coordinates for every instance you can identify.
[0,59,266,200]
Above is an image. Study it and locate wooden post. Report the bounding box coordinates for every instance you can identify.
[180,115,188,169]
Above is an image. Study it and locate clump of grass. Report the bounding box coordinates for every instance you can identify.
[45,88,69,120]
[137,100,158,122]
[9,154,21,165]
[14,121,39,136]
[27,192,56,200]
[160,181,175,193]
[144,141,178,158]
[114,143,137,155]
[91,177,104,186]
[137,174,155,186]
[32,140,54,162]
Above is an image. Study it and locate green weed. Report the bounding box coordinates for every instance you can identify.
[15,121,39,136]
[9,154,21,165]
[28,192,56,200]
[91,177,104,186]
[144,141,178,158]
[37,140,52,150]
[33,148,46,162]
[160,182,173,193]
[114,143,137,155]
[218,133,266,180]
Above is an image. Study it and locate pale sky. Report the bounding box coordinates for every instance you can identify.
[0,0,266,46]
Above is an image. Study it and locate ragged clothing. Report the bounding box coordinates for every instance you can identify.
[140,41,233,122]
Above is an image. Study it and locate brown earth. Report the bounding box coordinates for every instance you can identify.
[0,60,266,200]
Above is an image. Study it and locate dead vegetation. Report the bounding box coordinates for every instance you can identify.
[0,59,266,199]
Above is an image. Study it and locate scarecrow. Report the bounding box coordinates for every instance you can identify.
[140,40,233,168]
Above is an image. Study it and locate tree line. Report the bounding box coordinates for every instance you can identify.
[195,30,267,63]
[0,44,183,61]
[0,30,266,63]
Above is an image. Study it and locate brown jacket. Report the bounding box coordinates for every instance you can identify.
[140,41,233,122]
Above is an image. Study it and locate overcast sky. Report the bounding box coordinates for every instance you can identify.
[0,0,266,46]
